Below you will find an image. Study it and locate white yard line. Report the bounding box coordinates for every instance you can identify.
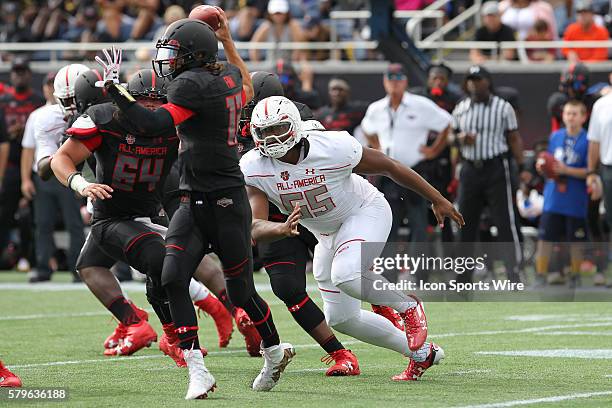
[535,331,612,336]
[0,282,320,292]
[475,349,612,359]
[452,391,612,408]
[7,340,362,370]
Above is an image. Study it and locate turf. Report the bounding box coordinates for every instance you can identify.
[1,271,612,407]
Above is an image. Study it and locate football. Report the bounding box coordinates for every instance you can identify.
[189,5,221,31]
[536,151,557,179]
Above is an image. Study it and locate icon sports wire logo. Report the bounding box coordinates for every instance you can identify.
[372,254,487,275]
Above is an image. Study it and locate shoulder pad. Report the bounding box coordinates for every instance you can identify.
[301,120,325,131]
[86,102,115,126]
[66,114,97,138]
[294,101,314,121]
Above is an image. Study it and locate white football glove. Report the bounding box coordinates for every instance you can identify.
[95,46,122,88]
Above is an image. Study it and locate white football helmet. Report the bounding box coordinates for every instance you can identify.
[54,64,90,114]
[250,96,302,159]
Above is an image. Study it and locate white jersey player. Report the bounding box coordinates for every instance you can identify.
[241,96,464,381]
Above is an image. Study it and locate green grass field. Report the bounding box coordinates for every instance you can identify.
[1,271,612,407]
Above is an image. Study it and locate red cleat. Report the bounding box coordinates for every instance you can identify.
[372,304,404,331]
[103,303,149,349]
[321,349,360,376]
[0,361,22,387]
[104,320,157,356]
[392,343,444,381]
[234,307,262,357]
[399,296,428,351]
[159,324,207,367]
[195,295,234,348]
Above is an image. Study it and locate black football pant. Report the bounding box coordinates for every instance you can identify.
[163,187,279,349]
[457,156,523,283]
[77,216,173,325]
[259,228,325,333]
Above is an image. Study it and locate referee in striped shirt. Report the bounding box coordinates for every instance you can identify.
[452,66,528,283]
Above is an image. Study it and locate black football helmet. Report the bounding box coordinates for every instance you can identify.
[241,71,284,125]
[153,18,218,79]
[127,69,169,100]
[74,69,110,114]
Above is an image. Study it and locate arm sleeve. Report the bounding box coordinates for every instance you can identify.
[360,104,378,135]
[425,99,453,133]
[503,101,519,132]
[22,111,36,148]
[587,103,601,141]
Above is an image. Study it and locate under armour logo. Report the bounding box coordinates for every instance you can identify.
[305,168,315,175]
[176,327,188,334]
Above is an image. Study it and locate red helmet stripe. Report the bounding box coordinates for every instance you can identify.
[65,66,70,87]
[151,70,156,89]
[264,98,269,116]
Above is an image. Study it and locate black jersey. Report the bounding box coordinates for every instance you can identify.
[66,102,179,221]
[166,64,245,192]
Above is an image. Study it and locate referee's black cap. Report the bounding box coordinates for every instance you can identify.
[466,65,492,81]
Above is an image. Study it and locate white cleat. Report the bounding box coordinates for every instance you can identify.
[252,342,295,392]
[183,349,216,400]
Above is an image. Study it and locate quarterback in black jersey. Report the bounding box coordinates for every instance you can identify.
[240,71,360,376]
[103,10,291,398]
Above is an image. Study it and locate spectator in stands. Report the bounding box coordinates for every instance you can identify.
[562,0,609,62]
[302,15,330,61]
[500,0,557,40]
[535,100,590,287]
[525,19,557,62]
[315,78,368,134]
[471,2,516,64]
[360,63,453,244]
[394,0,434,10]
[273,59,322,109]
[452,66,526,283]
[96,0,161,41]
[250,0,306,62]
[0,57,45,274]
[153,4,186,40]
[229,0,267,42]
[0,2,32,43]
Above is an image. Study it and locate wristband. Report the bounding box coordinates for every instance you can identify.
[67,172,91,195]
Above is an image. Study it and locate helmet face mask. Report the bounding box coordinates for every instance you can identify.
[250,96,302,159]
[153,39,183,78]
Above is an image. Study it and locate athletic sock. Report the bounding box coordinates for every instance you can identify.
[188,279,210,303]
[243,294,279,348]
[337,276,416,313]
[321,335,344,354]
[108,296,141,326]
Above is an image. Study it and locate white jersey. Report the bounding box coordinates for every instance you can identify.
[240,130,382,235]
[28,104,65,170]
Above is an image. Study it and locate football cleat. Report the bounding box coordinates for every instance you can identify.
[104,320,157,356]
[195,295,234,348]
[104,303,149,349]
[252,343,295,391]
[0,361,22,387]
[321,349,360,376]
[399,296,428,351]
[392,343,444,381]
[160,325,208,367]
[183,349,216,400]
[372,304,404,331]
[234,307,262,357]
